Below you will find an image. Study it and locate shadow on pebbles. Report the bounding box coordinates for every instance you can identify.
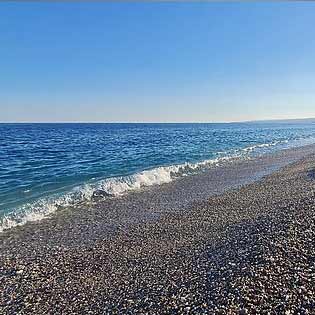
[1,156,315,314]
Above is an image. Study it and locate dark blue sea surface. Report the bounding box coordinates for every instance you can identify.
[1,122,315,231]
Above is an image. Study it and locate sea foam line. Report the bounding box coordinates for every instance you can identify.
[0,140,289,233]
[0,155,239,233]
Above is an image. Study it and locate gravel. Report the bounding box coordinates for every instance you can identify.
[1,148,315,314]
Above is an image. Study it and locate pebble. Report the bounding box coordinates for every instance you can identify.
[1,151,315,314]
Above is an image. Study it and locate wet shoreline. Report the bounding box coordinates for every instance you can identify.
[1,144,315,248]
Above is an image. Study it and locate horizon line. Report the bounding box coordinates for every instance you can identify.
[1,117,315,124]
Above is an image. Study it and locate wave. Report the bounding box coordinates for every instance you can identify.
[241,140,289,153]
[0,139,293,233]
[0,155,241,233]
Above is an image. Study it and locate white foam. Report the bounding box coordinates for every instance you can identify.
[241,140,288,153]
[0,141,286,233]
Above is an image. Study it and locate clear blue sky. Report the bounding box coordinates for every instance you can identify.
[1,2,315,122]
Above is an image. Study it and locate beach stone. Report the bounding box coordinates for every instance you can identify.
[2,148,315,314]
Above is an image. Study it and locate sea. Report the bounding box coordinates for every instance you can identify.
[1,121,315,232]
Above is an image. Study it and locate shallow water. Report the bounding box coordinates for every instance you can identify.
[1,122,315,231]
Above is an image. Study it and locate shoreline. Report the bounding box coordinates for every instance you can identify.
[1,145,315,313]
[0,138,298,235]
[1,144,315,245]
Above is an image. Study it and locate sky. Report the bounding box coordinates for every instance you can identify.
[0,2,315,123]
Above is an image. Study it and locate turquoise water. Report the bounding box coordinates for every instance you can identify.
[1,122,315,231]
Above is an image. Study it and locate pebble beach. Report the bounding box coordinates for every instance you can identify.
[1,146,315,314]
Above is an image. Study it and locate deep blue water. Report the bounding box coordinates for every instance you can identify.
[1,122,315,231]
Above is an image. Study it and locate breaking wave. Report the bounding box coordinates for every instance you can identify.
[0,138,296,233]
[0,155,239,232]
